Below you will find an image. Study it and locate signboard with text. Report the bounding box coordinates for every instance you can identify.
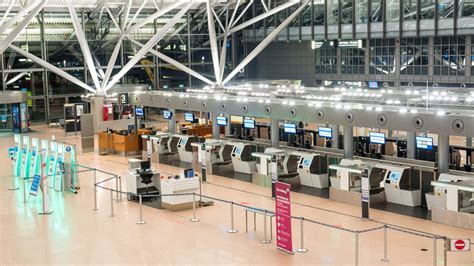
[275,182,293,254]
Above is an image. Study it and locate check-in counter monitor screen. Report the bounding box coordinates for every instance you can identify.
[243,119,255,129]
[217,116,228,126]
[163,110,172,120]
[184,168,195,178]
[416,137,433,150]
[283,123,297,134]
[185,113,195,122]
[318,127,332,138]
[234,148,241,156]
[369,132,386,145]
[135,107,144,116]
[389,172,401,182]
[303,158,311,167]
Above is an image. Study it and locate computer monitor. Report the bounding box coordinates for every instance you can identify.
[318,127,333,138]
[128,125,135,134]
[369,132,386,145]
[135,107,144,116]
[184,168,195,178]
[243,119,255,129]
[140,160,150,170]
[163,110,172,120]
[184,113,194,122]
[216,116,228,126]
[416,136,433,150]
[283,123,297,134]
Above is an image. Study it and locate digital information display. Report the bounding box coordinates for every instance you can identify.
[283,123,297,134]
[184,113,194,122]
[318,127,333,138]
[416,136,433,150]
[369,132,386,145]
[243,119,255,129]
[135,107,144,116]
[163,110,172,120]
[368,81,378,88]
[216,116,228,126]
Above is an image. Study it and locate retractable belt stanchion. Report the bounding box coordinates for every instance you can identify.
[433,236,437,266]
[136,194,146,224]
[260,210,271,244]
[296,217,308,253]
[355,231,359,266]
[382,225,389,262]
[110,190,115,217]
[190,193,199,222]
[227,202,238,233]
[93,169,98,211]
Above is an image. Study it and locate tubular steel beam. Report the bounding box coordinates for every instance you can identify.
[206,0,222,84]
[9,45,95,93]
[105,2,192,92]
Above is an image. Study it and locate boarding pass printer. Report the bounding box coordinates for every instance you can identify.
[293,151,329,188]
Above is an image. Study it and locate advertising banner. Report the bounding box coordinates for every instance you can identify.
[275,182,293,254]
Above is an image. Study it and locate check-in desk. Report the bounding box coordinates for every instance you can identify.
[112,133,140,156]
[168,134,181,153]
[251,148,287,187]
[98,131,114,155]
[430,175,474,230]
[380,164,421,207]
[125,159,161,197]
[191,139,232,174]
[293,151,329,188]
[161,176,200,211]
[329,159,385,206]
[231,143,257,175]
[177,135,198,163]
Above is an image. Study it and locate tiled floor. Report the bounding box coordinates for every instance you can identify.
[0,125,473,265]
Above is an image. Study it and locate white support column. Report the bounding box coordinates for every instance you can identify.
[343,126,354,159]
[406,131,417,159]
[105,2,191,92]
[271,118,279,148]
[331,125,339,149]
[101,36,124,90]
[169,109,176,133]
[223,1,308,84]
[9,45,95,93]
[126,0,147,30]
[212,113,220,139]
[438,134,449,174]
[225,114,231,136]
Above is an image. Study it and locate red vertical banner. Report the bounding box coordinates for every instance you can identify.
[275,182,293,254]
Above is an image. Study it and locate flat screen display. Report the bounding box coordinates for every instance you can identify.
[389,172,401,182]
[303,159,311,166]
[416,136,433,150]
[283,123,297,134]
[216,116,228,126]
[184,168,195,178]
[163,110,172,120]
[318,127,333,138]
[135,107,144,116]
[368,81,378,88]
[184,113,194,122]
[243,119,255,129]
[369,132,386,145]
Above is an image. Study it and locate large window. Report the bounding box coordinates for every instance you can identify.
[404,0,417,21]
[341,43,366,75]
[315,43,337,74]
[327,0,339,25]
[314,0,325,25]
[341,0,353,24]
[386,0,400,21]
[369,39,396,75]
[434,37,465,76]
[371,0,383,22]
[400,38,429,75]
[356,0,369,23]
[438,0,454,18]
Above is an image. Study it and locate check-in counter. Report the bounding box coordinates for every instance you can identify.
[98,131,114,155]
[112,133,140,156]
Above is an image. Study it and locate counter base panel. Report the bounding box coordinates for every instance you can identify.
[432,207,474,230]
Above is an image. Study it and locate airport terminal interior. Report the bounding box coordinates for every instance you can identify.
[1,0,474,265]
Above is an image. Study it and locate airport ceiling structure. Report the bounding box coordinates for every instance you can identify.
[0,0,309,94]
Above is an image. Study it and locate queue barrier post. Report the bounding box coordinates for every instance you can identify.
[260,210,271,244]
[190,193,200,222]
[297,217,308,253]
[136,194,146,224]
[433,236,437,266]
[355,231,359,266]
[109,190,115,217]
[22,177,27,203]
[93,170,98,211]
[115,176,119,201]
[118,176,122,201]
[227,201,238,233]
[382,225,389,262]
[443,237,447,266]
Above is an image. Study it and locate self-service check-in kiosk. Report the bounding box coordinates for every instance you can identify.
[252,148,287,186]
[56,145,78,193]
[379,164,421,207]
[231,142,257,175]
[329,159,364,191]
[20,136,31,179]
[177,135,198,163]
[152,132,173,155]
[430,174,474,230]
[426,173,472,210]
[168,134,181,153]
[293,151,329,188]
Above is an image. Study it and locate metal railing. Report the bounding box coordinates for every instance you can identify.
[88,166,451,266]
